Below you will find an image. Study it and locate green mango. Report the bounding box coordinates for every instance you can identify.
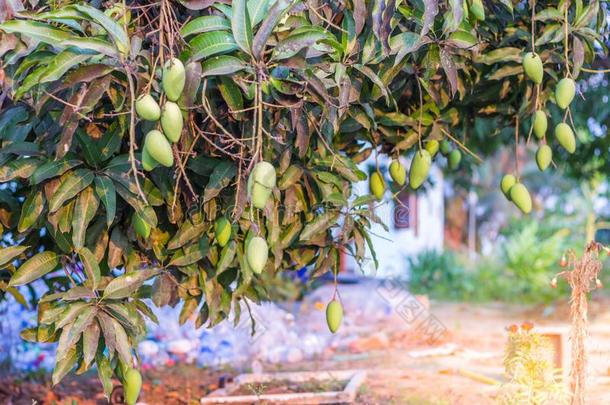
[215,217,231,247]
[252,161,276,189]
[522,52,543,84]
[160,101,183,143]
[409,150,432,189]
[554,123,576,153]
[132,212,150,238]
[510,183,532,214]
[135,94,160,121]
[369,171,385,200]
[144,130,174,167]
[425,140,439,157]
[470,0,485,21]
[532,110,547,139]
[246,236,268,274]
[248,161,276,208]
[251,183,272,209]
[500,174,516,199]
[326,299,343,333]
[448,149,462,170]
[123,368,142,405]
[162,58,185,102]
[141,146,158,172]
[389,159,406,186]
[536,144,552,171]
[439,140,451,156]
[555,78,575,109]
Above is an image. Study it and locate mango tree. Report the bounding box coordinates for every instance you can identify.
[0,0,607,401]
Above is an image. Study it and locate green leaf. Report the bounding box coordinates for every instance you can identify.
[63,37,120,58]
[189,31,238,61]
[72,187,99,250]
[94,176,116,228]
[69,4,129,56]
[39,49,90,83]
[103,268,161,299]
[247,0,272,26]
[169,240,209,266]
[0,245,29,268]
[216,241,236,274]
[201,55,247,76]
[272,28,329,60]
[0,157,41,182]
[48,169,94,212]
[18,190,45,233]
[252,0,292,59]
[203,161,236,203]
[96,355,114,399]
[0,20,72,44]
[181,15,230,37]
[167,220,208,250]
[82,320,100,368]
[9,251,59,287]
[78,247,101,290]
[31,158,82,185]
[299,211,339,242]
[52,346,78,386]
[231,0,253,54]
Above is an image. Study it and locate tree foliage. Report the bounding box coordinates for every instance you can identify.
[0,0,608,393]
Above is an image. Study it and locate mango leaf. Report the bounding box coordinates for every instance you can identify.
[82,320,100,368]
[421,0,439,36]
[203,161,236,203]
[39,50,90,83]
[69,4,129,56]
[78,247,101,290]
[52,346,78,386]
[94,176,116,228]
[201,55,247,76]
[96,355,114,399]
[272,29,329,60]
[167,220,207,250]
[0,19,72,43]
[102,268,161,299]
[72,186,99,250]
[0,157,40,181]
[189,31,238,61]
[18,190,44,233]
[247,0,272,26]
[180,15,230,37]
[216,240,236,274]
[231,0,252,54]
[0,245,29,267]
[252,0,291,59]
[9,251,59,287]
[30,158,82,185]
[169,240,209,266]
[48,169,94,212]
[299,211,339,242]
[62,37,120,58]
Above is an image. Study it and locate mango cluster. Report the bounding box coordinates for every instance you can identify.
[500,174,532,214]
[522,51,577,174]
[369,140,460,199]
[135,58,186,170]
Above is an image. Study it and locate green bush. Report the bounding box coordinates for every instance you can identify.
[407,222,572,303]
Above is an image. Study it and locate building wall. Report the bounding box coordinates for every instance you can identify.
[345,157,444,279]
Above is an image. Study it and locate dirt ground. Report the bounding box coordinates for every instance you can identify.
[3,298,610,404]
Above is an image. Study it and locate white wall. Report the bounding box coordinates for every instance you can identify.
[345,156,444,279]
